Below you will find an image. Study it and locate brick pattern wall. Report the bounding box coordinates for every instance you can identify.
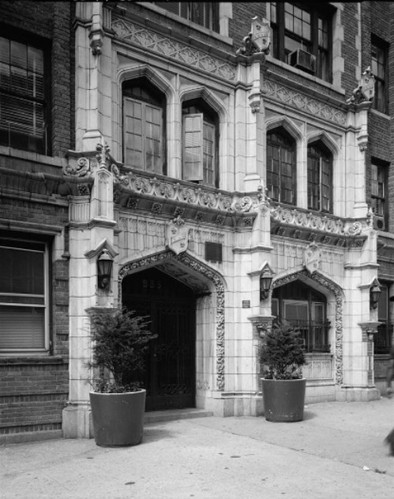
[1,0,72,438]
[0,360,68,435]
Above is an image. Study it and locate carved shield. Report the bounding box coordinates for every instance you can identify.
[303,243,321,274]
[166,223,189,255]
[251,16,271,52]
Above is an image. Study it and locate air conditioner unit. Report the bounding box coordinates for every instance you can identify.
[289,49,316,73]
[373,216,386,231]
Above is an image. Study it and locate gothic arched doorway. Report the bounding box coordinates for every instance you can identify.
[122,267,196,411]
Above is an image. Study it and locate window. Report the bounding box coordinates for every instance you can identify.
[0,236,48,353]
[182,99,219,187]
[123,78,166,174]
[375,283,392,354]
[307,142,333,213]
[272,280,330,353]
[0,32,48,154]
[267,129,296,205]
[371,37,388,114]
[270,2,333,82]
[153,2,219,32]
[371,160,388,228]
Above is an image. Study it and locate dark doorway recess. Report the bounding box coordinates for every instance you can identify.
[122,267,196,411]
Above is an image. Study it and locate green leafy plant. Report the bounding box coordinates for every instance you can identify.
[259,320,306,380]
[88,308,157,393]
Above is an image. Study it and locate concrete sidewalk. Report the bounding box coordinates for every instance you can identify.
[1,398,394,498]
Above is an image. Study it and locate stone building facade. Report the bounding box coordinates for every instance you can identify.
[1,2,394,441]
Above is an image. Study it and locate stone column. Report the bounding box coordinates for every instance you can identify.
[62,145,117,438]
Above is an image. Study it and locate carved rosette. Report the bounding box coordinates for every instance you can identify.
[273,269,344,385]
[118,250,226,391]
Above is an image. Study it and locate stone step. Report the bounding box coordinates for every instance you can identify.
[0,429,63,445]
[144,408,213,424]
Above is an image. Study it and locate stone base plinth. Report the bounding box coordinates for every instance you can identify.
[62,403,93,439]
[336,386,380,402]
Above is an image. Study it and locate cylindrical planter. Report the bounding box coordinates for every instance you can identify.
[90,389,146,447]
[262,378,306,422]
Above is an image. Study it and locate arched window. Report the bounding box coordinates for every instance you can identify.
[182,98,219,188]
[122,78,166,174]
[267,128,296,205]
[307,141,332,213]
[272,280,330,353]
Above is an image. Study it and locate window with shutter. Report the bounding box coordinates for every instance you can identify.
[182,99,219,187]
[0,35,48,154]
[123,79,165,174]
[0,238,48,353]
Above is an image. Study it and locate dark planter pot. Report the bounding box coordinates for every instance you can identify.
[262,378,306,422]
[90,389,146,447]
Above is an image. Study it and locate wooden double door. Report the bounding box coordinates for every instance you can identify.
[122,268,196,411]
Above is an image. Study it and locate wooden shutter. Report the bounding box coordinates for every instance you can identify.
[145,103,163,174]
[124,97,144,168]
[183,114,203,181]
[321,155,332,212]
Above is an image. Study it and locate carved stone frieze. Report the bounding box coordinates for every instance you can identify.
[273,269,343,385]
[270,204,369,247]
[112,17,236,82]
[261,80,347,126]
[118,250,226,391]
[114,169,262,214]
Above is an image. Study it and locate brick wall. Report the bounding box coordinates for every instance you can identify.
[0,359,68,436]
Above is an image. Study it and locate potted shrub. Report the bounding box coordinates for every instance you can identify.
[259,320,307,422]
[88,307,156,447]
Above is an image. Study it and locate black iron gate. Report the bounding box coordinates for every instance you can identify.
[122,268,196,411]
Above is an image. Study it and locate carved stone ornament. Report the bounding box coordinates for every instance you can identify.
[236,16,271,57]
[346,67,375,105]
[303,242,321,274]
[166,216,189,255]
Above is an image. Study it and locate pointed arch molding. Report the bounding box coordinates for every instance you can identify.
[118,64,175,98]
[265,116,303,141]
[180,86,227,120]
[118,250,226,391]
[272,269,344,385]
[307,131,339,156]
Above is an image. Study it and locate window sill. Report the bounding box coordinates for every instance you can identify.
[0,355,67,366]
[371,109,390,120]
[266,55,345,96]
[0,145,65,168]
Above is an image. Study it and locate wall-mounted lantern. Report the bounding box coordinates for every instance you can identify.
[260,266,273,301]
[97,248,113,290]
[370,280,381,309]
